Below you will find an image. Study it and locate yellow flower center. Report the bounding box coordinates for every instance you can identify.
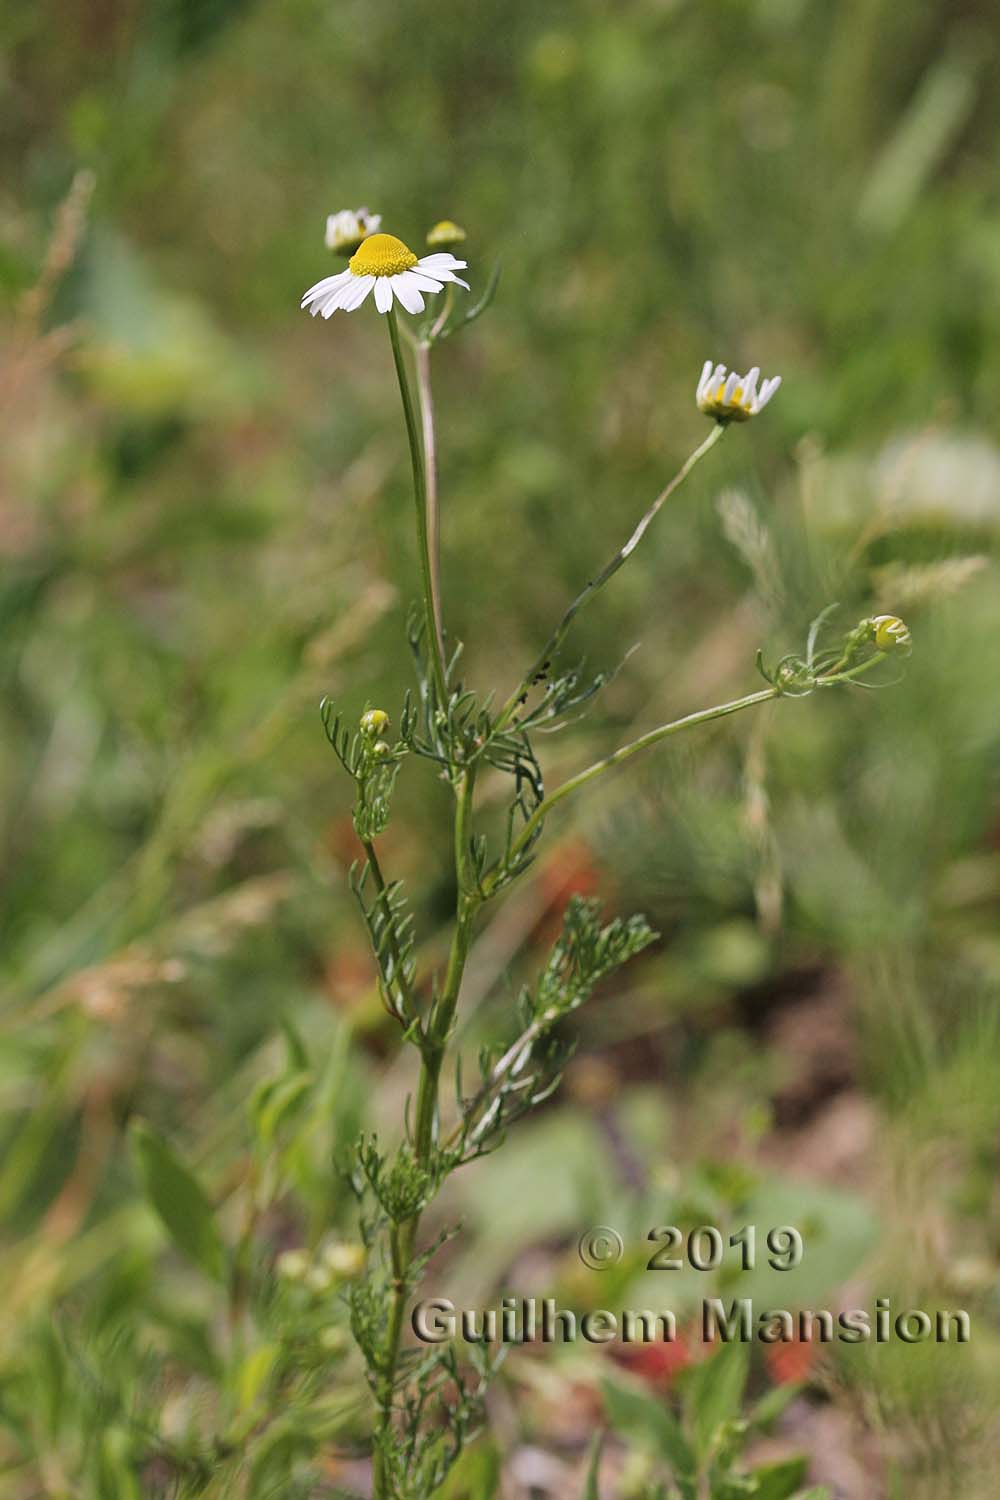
[349,233,418,278]
[700,378,753,422]
[716,380,748,409]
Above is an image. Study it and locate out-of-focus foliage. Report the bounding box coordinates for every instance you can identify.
[2,0,1000,1495]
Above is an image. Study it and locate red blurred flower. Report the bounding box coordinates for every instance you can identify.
[764,1326,820,1386]
[609,1327,693,1388]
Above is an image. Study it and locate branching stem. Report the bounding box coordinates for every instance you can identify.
[490,684,777,887]
[496,422,726,730]
[488,650,889,892]
[363,308,889,1500]
[371,767,479,1499]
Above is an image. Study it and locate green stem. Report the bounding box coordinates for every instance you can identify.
[490,685,779,890]
[386,307,448,705]
[370,768,479,1500]
[487,649,891,894]
[496,421,726,730]
[413,341,444,657]
[372,1218,411,1500]
[415,767,479,1152]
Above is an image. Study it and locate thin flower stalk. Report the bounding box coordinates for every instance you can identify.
[491,684,778,888]
[493,649,891,887]
[385,306,448,703]
[496,421,726,730]
[414,340,444,655]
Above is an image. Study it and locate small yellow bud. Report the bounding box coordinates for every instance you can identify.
[426,219,467,251]
[360,708,390,738]
[871,614,912,655]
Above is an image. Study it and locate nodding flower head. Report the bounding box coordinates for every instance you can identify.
[696,361,781,423]
[325,208,381,256]
[426,219,467,251]
[302,231,469,319]
[871,614,912,656]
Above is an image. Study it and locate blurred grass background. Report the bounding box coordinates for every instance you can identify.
[3,0,1000,1495]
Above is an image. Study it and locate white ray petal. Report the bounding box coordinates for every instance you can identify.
[374,277,394,313]
[317,288,348,317]
[417,253,467,272]
[340,274,375,312]
[318,280,359,317]
[392,273,426,315]
[301,270,352,307]
[405,272,446,292]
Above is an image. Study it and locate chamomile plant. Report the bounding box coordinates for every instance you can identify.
[295,212,911,1500]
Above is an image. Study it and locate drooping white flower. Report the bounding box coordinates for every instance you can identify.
[871,614,912,656]
[696,361,781,423]
[325,207,381,255]
[301,232,469,319]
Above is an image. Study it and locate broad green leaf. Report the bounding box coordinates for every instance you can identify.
[751,1457,808,1500]
[601,1377,696,1498]
[736,1182,878,1308]
[685,1344,749,1460]
[130,1120,226,1282]
[749,1381,802,1431]
[436,1440,501,1499]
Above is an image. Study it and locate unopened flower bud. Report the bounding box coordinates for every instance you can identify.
[871,614,912,655]
[360,708,390,738]
[321,1241,366,1278]
[318,1326,350,1354]
[426,219,467,251]
[275,1248,309,1282]
[370,739,392,761]
[305,1264,334,1294]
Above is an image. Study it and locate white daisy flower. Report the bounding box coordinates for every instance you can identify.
[325,207,381,256]
[301,232,469,319]
[696,361,781,423]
